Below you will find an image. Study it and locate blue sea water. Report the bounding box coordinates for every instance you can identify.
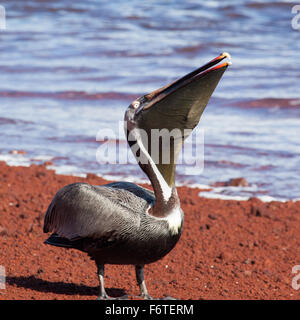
[0,0,299,200]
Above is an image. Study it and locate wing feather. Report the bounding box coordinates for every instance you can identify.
[44,182,152,241]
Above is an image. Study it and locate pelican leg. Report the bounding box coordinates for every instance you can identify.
[135,265,153,300]
[96,264,128,300]
[96,264,110,300]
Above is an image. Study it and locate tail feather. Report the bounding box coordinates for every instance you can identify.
[44,233,75,248]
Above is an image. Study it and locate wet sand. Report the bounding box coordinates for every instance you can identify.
[0,161,299,300]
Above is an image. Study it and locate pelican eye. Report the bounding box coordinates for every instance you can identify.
[132,101,140,109]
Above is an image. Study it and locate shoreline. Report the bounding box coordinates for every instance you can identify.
[1,151,295,202]
[0,161,299,299]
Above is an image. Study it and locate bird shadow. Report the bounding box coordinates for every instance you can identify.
[6,275,126,298]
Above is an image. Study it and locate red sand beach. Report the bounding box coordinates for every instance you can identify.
[0,161,299,300]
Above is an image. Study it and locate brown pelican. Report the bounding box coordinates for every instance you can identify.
[43,53,231,299]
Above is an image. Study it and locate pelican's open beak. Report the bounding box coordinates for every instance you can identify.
[131,53,231,186]
[137,52,231,113]
[134,52,231,135]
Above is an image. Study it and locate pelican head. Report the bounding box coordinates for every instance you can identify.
[125,53,231,192]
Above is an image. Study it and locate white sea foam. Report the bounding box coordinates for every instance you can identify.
[31,155,54,161]
[198,191,249,201]
[43,164,87,178]
[98,173,148,185]
[255,195,287,203]
[198,190,288,202]
[182,183,211,190]
[0,154,30,167]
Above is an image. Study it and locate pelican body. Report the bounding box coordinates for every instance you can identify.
[43,53,231,299]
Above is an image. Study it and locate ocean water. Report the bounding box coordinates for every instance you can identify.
[0,0,299,200]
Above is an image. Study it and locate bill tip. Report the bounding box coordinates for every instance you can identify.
[221,52,232,65]
[221,52,231,59]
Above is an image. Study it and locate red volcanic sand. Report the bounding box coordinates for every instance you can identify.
[0,161,299,300]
